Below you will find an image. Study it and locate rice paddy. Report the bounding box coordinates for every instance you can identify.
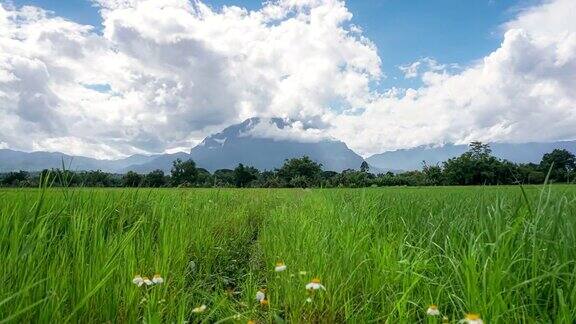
[1,185,576,323]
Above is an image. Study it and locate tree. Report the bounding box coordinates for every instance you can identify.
[360,161,370,173]
[214,169,235,187]
[540,149,576,183]
[443,142,515,185]
[422,162,443,186]
[122,171,143,187]
[233,163,259,187]
[1,170,29,186]
[81,170,117,187]
[469,141,492,158]
[171,159,198,186]
[276,156,322,187]
[333,169,371,188]
[517,163,545,184]
[196,168,213,187]
[146,169,167,187]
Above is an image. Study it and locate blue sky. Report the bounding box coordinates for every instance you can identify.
[11,0,524,88]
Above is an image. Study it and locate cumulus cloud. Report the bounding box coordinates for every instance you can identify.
[244,118,333,143]
[329,0,576,156]
[0,0,380,158]
[0,0,575,158]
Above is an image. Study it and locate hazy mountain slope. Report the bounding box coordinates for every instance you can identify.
[0,149,157,173]
[5,127,574,174]
[367,141,576,171]
[121,152,192,173]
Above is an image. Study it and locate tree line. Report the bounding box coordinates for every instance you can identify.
[1,142,575,188]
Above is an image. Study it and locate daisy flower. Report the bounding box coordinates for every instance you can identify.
[427,304,440,316]
[132,275,144,287]
[462,313,483,324]
[143,276,153,286]
[305,278,326,290]
[192,304,207,313]
[274,261,287,272]
[255,288,266,302]
[152,274,164,284]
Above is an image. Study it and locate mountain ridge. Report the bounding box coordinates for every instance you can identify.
[187,117,365,172]
[2,118,576,173]
[366,141,576,171]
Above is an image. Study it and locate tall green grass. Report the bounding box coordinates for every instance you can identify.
[1,185,575,323]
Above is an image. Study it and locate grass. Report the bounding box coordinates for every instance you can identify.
[1,185,575,323]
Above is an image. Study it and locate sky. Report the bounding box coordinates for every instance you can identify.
[0,0,575,159]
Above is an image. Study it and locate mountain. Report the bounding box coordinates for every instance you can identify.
[189,117,365,172]
[367,141,576,171]
[0,118,366,173]
[0,149,158,173]
[5,119,573,174]
[120,152,192,173]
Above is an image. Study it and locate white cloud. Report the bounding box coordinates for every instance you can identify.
[244,118,333,143]
[399,57,459,79]
[330,0,576,156]
[0,0,576,159]
[0,0,380,158]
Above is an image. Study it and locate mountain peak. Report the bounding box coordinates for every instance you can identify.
[196,117,331,151]
[190,117,364,171]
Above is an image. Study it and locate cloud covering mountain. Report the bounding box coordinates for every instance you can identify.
[189,117,364,171]
[0,0,575,158]
[0,118,365,173]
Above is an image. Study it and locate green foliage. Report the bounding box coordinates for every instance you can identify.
[442,142,516,185]
[1,170,29,186]
[80,170,119,187]
[540,149,576,183]
[256,171,285,188]
[170,159,199,186]
[422,162,443,185]
[145,169,167,187]
[331,169,372,188]
[196,168,213,187]
[122,171,143,187]
[1,186,575,322]
[1,143,574,188]
[233,163,259,187]
[213,169,235,187]
[276,156,322,188]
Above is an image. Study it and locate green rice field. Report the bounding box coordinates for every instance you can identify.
[1,185,576,323]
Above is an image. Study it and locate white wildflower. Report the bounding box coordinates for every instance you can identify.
[192,304,207,313]
[462,313,483,324]
[274,262,287,272]
[152,274,164,284]
[143,276,153,286]
[132,275,144,287]
[305,278,326,290]
[427,304,440,316]
[255,289,266,302]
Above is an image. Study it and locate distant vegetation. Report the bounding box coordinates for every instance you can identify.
[1,142,574,188]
